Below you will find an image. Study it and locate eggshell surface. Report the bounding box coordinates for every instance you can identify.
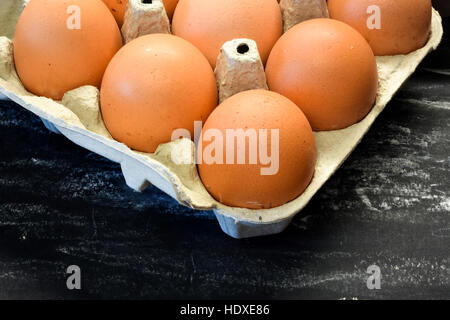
[102,0,179,26]
[328,0,432,56]
[102,0,127,27]
[14,0,122,100]
[197,90,316,210]
[266,19,378,131]
[100,34,217,154]
[172,0,282,67]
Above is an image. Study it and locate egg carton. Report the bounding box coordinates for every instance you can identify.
[0,1,443,238]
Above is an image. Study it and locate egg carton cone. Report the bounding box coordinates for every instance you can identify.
[121,0,171,43]
[280,0,329,32]
[0,0,444,238]
[215,38,268,104]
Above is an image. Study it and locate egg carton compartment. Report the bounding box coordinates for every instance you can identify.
[0,1,444,238]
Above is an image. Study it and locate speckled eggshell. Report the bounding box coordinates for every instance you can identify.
[100,34,217,154]
[197,90,316,210]
[266,18,379,131]
[172,0,282,67]
[14,0,122,101]
[328,0,432,56]
[102,0,127,27]
[102,0,179,26]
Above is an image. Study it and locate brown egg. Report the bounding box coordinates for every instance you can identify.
[172,0,282,67]
[197,90,316,209]
[102,0,180,26]
[100,34,217,154]
[102,0,127,27]
[328,0,432,55]
[14,0,122,100]
[266,19,378,131]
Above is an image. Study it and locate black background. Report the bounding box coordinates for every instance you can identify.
[0,19,448,299]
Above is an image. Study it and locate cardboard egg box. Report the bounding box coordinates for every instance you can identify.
[0,0,444,238]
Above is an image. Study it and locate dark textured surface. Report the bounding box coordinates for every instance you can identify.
[0,20,449,300]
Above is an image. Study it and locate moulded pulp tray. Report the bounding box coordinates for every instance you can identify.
[0,1,444,238]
